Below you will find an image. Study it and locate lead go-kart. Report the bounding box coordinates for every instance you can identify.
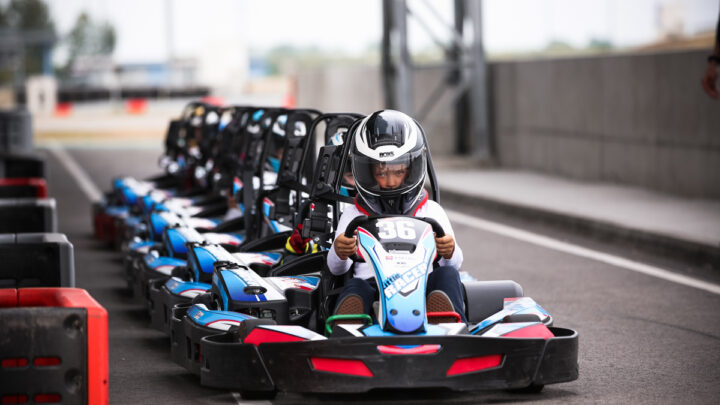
[170,214,579,399]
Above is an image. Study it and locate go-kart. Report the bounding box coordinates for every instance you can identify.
[127,108,329,311]
[126,196,289,307]
[169,214,578,398]
[149,113,363,334]
[93,102,230,246]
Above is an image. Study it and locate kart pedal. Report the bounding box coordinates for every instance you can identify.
[427,291,459,324]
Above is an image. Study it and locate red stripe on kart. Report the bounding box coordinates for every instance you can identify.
[377,344,440,355]
[243,328,306,346]
[503,323,554,339]
[421,225,433,240]
[446,354,503,376]
[311,357,373,377]
[205,319,242,327]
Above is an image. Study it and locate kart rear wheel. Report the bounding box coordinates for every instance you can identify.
[240,389,277,400]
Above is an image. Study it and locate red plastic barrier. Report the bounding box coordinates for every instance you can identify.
[1,288,108,405]
[93,211,117,243]
[0,288,17,307]
[0,177,48,198]
[54,102,73,117]
[201,96,225,106]
[125,98,147,114]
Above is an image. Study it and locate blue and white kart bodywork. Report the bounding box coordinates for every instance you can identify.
[170,216,578,398]
[148,242,282,333]
[356,216,441,334]
[170,255,324,376]
[99,165,267,250]
[127,193,291,304]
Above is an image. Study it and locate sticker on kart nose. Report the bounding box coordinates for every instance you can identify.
[382,264,425,299]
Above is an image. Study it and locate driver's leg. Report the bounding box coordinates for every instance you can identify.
[427,266,467,323]
[334,277,377,318]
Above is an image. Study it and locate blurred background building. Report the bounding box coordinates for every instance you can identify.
[1,0,718,197]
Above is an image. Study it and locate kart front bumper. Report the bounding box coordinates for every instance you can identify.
[148,281,193,334]
[172,303,578,395]
[207,330,577,393]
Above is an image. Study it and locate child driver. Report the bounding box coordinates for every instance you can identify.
[327,110,466,325]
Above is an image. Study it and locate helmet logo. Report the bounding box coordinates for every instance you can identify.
[380,151,394,158]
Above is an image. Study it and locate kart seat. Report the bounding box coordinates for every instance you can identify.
[463,280,523,323]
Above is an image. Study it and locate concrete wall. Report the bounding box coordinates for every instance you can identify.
[296,65,456,155]
[296,65,383,115]
[492,49,720,199]
[296,49,720,198]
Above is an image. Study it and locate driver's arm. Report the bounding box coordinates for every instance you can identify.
[429,202,464,270]
[333,232,357,260]
[326,208,359,275]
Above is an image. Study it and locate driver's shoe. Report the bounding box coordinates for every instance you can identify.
[426,291,459,324]
[333,294,364,326]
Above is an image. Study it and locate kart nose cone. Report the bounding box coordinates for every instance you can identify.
[388,307,424,333]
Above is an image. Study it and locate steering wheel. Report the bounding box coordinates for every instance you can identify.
[343,215,445,262]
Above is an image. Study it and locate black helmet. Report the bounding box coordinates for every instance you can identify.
[351,110,427,214]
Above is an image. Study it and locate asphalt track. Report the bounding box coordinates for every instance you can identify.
[44,146,720,404]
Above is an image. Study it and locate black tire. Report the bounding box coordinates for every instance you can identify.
[508,383,544,394]
[171,265,192,281]
[212,295,223,311]
[240,390,277,400]
[191,292,214,308]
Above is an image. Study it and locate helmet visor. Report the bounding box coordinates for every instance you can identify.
[352,147,425,198]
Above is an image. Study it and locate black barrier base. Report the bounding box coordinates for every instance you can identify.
[0,307,88,404]
[0,233,74,288]
[0,198,56,233]
[0,152,44,178]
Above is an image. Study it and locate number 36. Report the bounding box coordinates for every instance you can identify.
[377,220,416,240]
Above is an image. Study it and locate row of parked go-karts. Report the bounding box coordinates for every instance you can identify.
[92,102,578,399]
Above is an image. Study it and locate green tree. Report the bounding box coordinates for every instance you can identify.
[544,40,575,54]
[587,38,613,52]
[0,0,55,82]
[98,22,116,54]
[60,12,116,78]
[5,0,55,31]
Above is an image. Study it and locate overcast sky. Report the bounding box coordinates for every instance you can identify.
[47,0,719,64]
